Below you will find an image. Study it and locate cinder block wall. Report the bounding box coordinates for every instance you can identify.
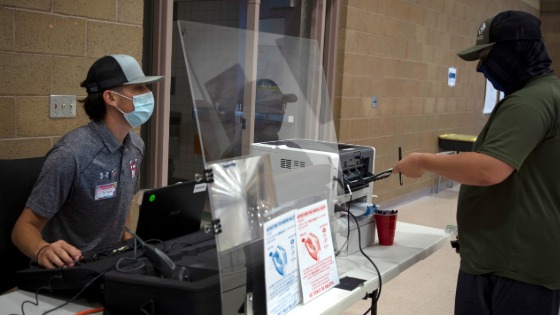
[0,0,145,159]
[542,0,560,75]
[335,0,544,205]
[1,1,556,206]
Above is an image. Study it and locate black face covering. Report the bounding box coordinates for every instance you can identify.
[479,39,553,95]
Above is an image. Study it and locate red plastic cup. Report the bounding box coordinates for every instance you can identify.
[375,213,397,246]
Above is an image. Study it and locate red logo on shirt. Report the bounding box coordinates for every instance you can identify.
[129,159,138,179]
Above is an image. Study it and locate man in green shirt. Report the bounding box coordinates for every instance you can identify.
[393,11,560,315]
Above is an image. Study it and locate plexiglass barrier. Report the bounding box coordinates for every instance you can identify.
[178,21,376,315]
[177,20,337,163]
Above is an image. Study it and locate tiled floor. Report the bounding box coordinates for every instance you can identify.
[342,184,461,315]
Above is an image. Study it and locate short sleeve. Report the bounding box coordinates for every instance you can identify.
[477,96,549,170]
[26,145,79,219]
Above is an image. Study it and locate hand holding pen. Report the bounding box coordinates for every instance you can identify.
[371,147,405,183]
[392,151,426,178]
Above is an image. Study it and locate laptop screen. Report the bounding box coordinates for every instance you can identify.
[136,181,209,242]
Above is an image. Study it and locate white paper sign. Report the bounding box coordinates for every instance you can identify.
[264,210,301,315]
[295,200,339,303]
[483,79,498,114]
[448,67,456,87]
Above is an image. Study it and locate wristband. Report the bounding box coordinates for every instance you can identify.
[35,244,50,262]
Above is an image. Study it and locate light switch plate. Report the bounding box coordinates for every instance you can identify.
[50,95,76,118]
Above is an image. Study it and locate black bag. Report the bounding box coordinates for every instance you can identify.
[103,268,220,315]
[102,232,221,315]
[15,230,221,314]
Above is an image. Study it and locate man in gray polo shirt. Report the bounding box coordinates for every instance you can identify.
[12,55,163,269]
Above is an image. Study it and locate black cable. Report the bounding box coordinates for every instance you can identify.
[370,168,393,182]
[12,228,151,315]
[41,268,109,315]
[344,210,382,315]
[115,231,161,273]
[335,172,383,314]
[115,257,147,273]
[12,274,60,315]
[11,264,113,315]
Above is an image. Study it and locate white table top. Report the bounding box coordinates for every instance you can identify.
[287,221,448,315]
[0,289,99,315]
[0,221,448,315]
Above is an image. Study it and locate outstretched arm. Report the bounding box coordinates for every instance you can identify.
[392,152,514,186]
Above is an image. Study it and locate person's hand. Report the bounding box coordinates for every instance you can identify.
[392,152,425,178]
[36,240,82,269]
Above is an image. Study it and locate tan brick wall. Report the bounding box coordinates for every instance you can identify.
[0,0,144,160]
[336,0,542,204]
[542,0,560,75]
[1,0,555,207]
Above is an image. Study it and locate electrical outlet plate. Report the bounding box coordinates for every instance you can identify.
[50,95,76,118]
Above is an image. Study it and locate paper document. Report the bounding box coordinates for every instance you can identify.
[264,210,301,315]
[295,200,339,303]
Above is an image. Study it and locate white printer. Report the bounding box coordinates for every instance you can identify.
[250,139,378,256]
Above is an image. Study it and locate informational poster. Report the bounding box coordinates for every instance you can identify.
[263,210,301,315]
[295,200,339,303]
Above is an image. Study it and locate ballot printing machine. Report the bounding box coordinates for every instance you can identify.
[250,139,380,256]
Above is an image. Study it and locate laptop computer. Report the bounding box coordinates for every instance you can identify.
[135,180,209,242]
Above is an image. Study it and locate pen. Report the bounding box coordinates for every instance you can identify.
[398,146,403,185]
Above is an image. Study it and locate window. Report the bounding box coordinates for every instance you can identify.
[144,0,339,187]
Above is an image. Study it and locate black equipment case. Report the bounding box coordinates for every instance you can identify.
[16,231,222,315]
[102,231,221,315]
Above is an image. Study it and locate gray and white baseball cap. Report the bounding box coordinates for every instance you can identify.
[82,54,163,94]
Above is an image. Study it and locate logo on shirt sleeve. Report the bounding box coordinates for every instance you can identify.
[129,159,138,179]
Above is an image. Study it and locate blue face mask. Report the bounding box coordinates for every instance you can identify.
[111,91,155,128]
[477,64,506,92]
